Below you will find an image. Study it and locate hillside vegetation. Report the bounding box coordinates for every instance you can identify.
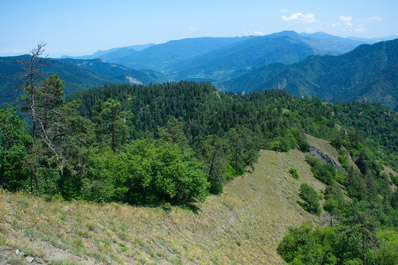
[0,149,325,264]
[2,67,398,264]
[0,56,168,105]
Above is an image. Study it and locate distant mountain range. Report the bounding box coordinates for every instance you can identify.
[224,39,398,110]
[168,31,358,82]
[73,31,368,82]
[0,56,169,105]
[1,31,398,110]
[109,36,255,72]
[347,35,398,44]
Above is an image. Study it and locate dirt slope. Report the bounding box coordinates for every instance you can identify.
[0,149,326,264]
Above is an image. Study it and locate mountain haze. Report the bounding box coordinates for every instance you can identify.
[71,31,363,84]
[0,56,168,104]
[225,38,398,110]
[72,44,155,61]
[110,36,254,71]
[167,31,363,82]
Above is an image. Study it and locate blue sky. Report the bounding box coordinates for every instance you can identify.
[1,0,397,57]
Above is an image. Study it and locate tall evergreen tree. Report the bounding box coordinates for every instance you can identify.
[93,99,129,152]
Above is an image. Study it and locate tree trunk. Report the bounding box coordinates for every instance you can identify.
[0,169,4,187]
[111,120,116,152]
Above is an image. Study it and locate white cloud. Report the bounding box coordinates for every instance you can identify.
[339,16,352,23]
[280,9,289,13]
[332,15,382,33]
[365,16,382,22]
[332,16,356,31]
[0,47,29,55]
[281,12,317,23]
[355,26,367,32]
[253,31,265,36]
[244,30,266,36]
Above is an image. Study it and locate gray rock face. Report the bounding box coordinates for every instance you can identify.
[309,146,345,172]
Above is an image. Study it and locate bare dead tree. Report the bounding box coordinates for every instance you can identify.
[19,43,47,192]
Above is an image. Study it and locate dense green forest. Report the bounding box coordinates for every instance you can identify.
[1,54,398,264]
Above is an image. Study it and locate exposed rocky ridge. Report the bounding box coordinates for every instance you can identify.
[309,145,345,172]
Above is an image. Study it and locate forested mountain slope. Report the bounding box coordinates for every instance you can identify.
[69,31,362,83]
[0,56,168,104]
[1,79,398,264]
[225,38,398,110]
[110,36,253,71]
[167,31,363,82]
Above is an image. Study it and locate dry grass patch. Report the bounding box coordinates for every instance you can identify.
[0,148,326,264]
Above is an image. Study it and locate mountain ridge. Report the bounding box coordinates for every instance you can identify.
[0,56,168,105]
[224,38,398,110]
[66,31,364,83]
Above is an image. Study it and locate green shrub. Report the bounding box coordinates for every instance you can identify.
[277,222,338,264]
[365,230,398,265]
[82,140,210,205]
[338,155,348,170]
[335,171,348,186]
[390,173,398,187]
[289,168,299,179]
[306,156,336,185]
[278,222,374,264]
[299,183,321,215]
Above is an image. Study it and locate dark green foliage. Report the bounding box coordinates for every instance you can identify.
[306,156,336,185]
[289,168,299,179]
[324,183,349,218]
[277,222,339,264]
[391,174,398,187]
[391,191,398,210]
[365,230,398,265]
[226,127,259,174]
[299,183,321,215]
[83,140,209,204]
[331,133,344,149]
[92,98,129,152]
[280,102,398,264]
[158,117,190,151]
[278,221,389,265]
[0,105,31,190]
[195,135,230,194]
[338,155,348,170]
[356,148,382,176]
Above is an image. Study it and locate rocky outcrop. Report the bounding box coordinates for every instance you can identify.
[309,146,345,172]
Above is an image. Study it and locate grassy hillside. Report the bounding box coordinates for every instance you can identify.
[0,149,325,264]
